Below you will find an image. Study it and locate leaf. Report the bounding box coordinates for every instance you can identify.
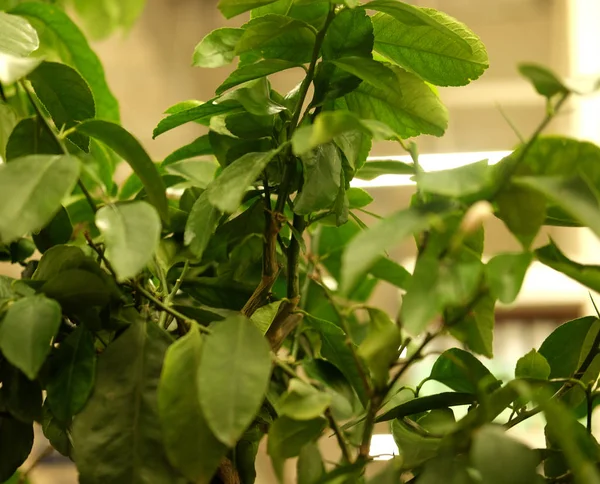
[367,459,403,484]
[471,425,539,484]
[73,318,183,484]
[486,252,531,304]
[376,393,476,423]
[28,62,95,151]
[496,184,546,249]
[367,0,488,86]
[10,2,119,121]
[217,59,301,95]
[322,8,373,60]
[391,418,440,469]
[331,57,401,98]
[519,63,568,98]
[418,455,475,484]
[0,11,40,85]
[347,188,373,209]
[0,295,61,380]
[277,379,332,421]
[415,160,492,198]
[430,348,498,394]
[0,415,33,482]
[41,268,110,309]
[217,77,286,116]
[369,257,411,290]
[165,160,217,188]
[193,27,244,68]
[5,117,62,161]
[78,120,169,223]
[355,159,415,180]
[342,65,448,138]
[206,148,281,213]
[251,300,283,335]
[515,349,550,380]
[448,293,495,358]
[42,403,71,457]
[294,143,342,214]
[198,314,272,446]
[46,326,96,422]
[32,245,86,281]
[162,135,213,167]
[184,191,222,259]
[158,327,228,483]
[235,14,316,64]
[218,0,279,18]
[0,364,42,423]
[0,154,79,244]
[32,206,73,253]
[297,442,325,484]
[0,101,18,162]
[72,0,146,40]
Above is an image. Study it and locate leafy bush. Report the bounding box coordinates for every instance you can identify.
[1,1,600,483]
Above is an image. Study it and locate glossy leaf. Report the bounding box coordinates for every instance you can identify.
[162,135,212,166]
[72,318,181,483]
[0,11,40,85]
[0,295,61,380]
[218,0,279,18]
[0,415,33,482]
[96,202,161,281]
[154,99,240,137]
[376,392,474,423]
[519,63,568,98]
[217,59,301,94]
[78,120,169,223]
[0,154,79,244]
[158,327,227,483]
[277,378,332,420]
[322,7,373,60]
[515,349,550,380]
[486,252,532,304]
[193,28,244,68]
[430,348,498,394]
[198,314,272,446]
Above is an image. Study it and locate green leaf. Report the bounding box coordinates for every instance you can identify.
[40,268,110,309]
[486,252,531,304]
[184,191,223,259]
[376,392,475,423]
[519,63,569,98]
[0,101,18,162]
[32,206,72,253]
[218,0,279,18]
[217,59,301,95]
[357,308,401,388]
[42,403,71,457]
[294,143,342,215]
[0,415,33,482]
[5,117,62,161]
[158,327,228,483]
[28,62,95,151]
[322,8,373,60]
[218,78,286,116]
[430,348,498,394]
[193,27,244,68]
[165,160,217,188]
[367,459,403,484]
[250,300,283,335]
[415,160,492,198]
[355,159,415,180]
[347,188,373,209]
[0,154,79,244]
[277,379,332,421]
[331,57,401,98]
[369,257,411,290]
[515,349,550,380]
[418,455,475,484]
[77,120,169,223]
[73,318,183,483]
[11,3,119,121]
[96,201,161,281]
[236,14,316,64]
[297,442,325,484]
[448,293,495,358]
[343,65,448,138]
[46,326,96,422]
[72,0,146,40]
[0,11,40,85]
[367,1,488,86]
[198,314,272,446]
[391,418,440,469]
[496,184,546,249]
[206,148,281,213]
[471,425,539,484]
[32,245,85,281]
[162,135,213,167]
[0,364,42,423]
[0,295,61,380]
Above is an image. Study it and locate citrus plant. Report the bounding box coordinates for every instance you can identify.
[1,0,600,483]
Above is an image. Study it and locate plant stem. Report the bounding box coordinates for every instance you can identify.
[326,408,353,463]
[0,81,6,102]
[158,261,190,329]
[84,232,118,279]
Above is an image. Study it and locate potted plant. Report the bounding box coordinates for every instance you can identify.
[1,0,599,483]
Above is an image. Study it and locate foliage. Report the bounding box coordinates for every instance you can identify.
[0,1,600,483]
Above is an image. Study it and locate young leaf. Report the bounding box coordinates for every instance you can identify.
[218,0,279,19]
[415,160,492,198]
[77,120,169,223]
[0,11,40,85]
[0,154,80,244]
[519,63,569,99]
[0,415,33,482]
[192,27,244,68]
[46,326,96,422]
[197,314,272,446]
[28,62,95,152]
[158,327,228,483]
[515,349,551,380]
[367,1,489,86]
[277,378,332,420]
[153,99,240,137]
[486,252,532,304]
[216,59,302,95]
[184,190,223,259]
[430,348,499,394]
[0,295,61,380]
[72,318,181,483]
[355,159,415,180]
[95,202,161,281]
[162,135,213,166]
[10,2,119,121]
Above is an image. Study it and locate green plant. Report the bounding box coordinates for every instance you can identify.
[1,0,600,483]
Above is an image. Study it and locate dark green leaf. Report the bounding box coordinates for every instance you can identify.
[225,111,274,139]
[0,364,42,422]
[11,2,119,121]
[218,0,279,18]
[46,326,96,422]
[42,403,71,457]
[184,191,222,259]
[28,61,95,151]
[297,442,325,484]
[32,206,72,253]
[515,349,550,380]
[5,116,62,161]
[486,252,532,304]
[322,8,373,60]
[198,314,272,446]
[331,57,400,98]
[415,160,492,197]
[277,378,332,421]
[519,63,569,98]
[430,348,499,394]
[217,59,302,95]
[0,101,18,162]
[367,459,403,483]
[72,318,182,483]
[0,295,61,379]
[0,11,40,84]
[0,415,33,482]
[32,245,86,281]
[193,28,244,68]
[78,120,169,223]
[162,135,213,167]
[355,159,415,180]
[41,268,110,309]
[391,418,440,469]
[158,327,227,483]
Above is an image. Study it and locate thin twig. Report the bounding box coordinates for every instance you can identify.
[84,232,118,279]
[158,261,190,329]
[325,409,353,463]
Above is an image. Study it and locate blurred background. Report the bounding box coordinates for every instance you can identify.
[5,0,600,482]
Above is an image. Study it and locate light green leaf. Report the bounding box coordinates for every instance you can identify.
[95,202,161,281]
[331,57,401,97]
[72,317,183,484]
[486,252,532,304]
[206,148,281,213]
[391,418,440,469]
[77,120,169,224]
[369,257,411,290]
[32,245,85,281]
[217,77,286,116]
[218,0,279,18]
[277,378,332,420]
[448,294,495,358]
[162,135,213,167]
[515,349,550,380]
[217,59,302,95]
[355,159,415,180]
[347,188,373,209]
[0,11,40,85]
[46,326,96,422]
[297,442,325,484]
[165,160,217,188]
[430,348,498,394]
[192,28,244,68]
[0,295,61,380]
[471,425,539,484]
[367,1,488,86]
[158,327,228,483]
[0,154,80,244]
[416,160,491,197]
[251,300,283,335]
[367,459,403,483]
[184,191,223,259]
[72,0,146,40]
[11,2,119,121]
[198,314,272,446]
[519,63,569,99]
